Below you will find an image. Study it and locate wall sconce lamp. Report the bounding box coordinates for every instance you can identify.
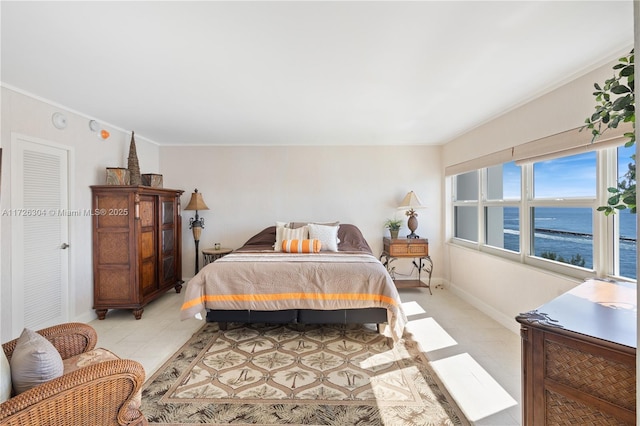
[398,191,424,239]
[184,189,210,273]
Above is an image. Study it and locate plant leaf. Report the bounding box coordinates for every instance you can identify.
[611,85,630,94]
[620,65,634,77]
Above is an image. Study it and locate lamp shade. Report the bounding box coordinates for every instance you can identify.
[184,189,209,211]
[398,191,424,209]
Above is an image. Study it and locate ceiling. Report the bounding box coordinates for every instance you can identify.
[1,1,634,146]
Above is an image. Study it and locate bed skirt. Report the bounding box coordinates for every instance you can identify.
[206,308,388,331]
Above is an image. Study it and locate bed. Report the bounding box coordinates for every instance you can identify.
[180,223,406,339]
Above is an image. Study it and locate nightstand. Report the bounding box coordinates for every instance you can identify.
[202,247,233,266]
[380,237,433,293]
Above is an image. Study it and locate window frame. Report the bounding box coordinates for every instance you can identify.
[482,162,522,260]
[449,146,636,282]
[451,170,480,247]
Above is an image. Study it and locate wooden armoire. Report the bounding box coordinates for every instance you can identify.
[91,185,184,319]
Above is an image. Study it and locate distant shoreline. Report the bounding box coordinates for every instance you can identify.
[535,227,636,242]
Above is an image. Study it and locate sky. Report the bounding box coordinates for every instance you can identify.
[502,144,635,199]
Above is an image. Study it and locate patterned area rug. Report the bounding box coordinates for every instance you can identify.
[142,323,468,425]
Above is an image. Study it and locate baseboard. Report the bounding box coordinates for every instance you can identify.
[444,280,521,335]
[74,310,98,324]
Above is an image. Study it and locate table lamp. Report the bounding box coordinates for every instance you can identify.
[398,191,424,239]
[184,188,209,273]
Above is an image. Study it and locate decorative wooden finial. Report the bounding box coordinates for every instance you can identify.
[128,131,142,185]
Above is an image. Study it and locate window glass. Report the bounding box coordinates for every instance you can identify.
[618,210,636,279]
[454,206,478,242]
[488,162,520,200]
[531,207,592,269]
[616,144,636,279]
[533,152,596,198]
[455,171,478,201]
[485,206,519,252]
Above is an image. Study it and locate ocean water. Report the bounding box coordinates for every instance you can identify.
[503,207,637,279]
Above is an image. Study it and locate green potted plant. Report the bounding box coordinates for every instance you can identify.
[384,218,403,239]
[584,49,635,215]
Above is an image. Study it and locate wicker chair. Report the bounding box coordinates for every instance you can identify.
[0,322,147,426]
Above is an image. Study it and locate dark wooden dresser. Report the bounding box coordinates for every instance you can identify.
[516,279,636,425]
[91,185,183,319]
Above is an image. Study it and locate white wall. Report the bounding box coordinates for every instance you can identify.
[441,56,633,333]
[0,87,161,341]
[159,144,442,280]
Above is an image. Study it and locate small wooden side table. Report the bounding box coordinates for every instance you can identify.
[380,237,433,294]
[202,247,233,266]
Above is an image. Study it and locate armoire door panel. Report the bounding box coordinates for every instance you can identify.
[95,194,130,228]
[139,198,155,227]
[95,269,133,302]
[141,260,156,295]
[97,232,130,264]
[141,231,155,260]
[162,200,174,225]
[163,256,176,282]
[162,228,174,254]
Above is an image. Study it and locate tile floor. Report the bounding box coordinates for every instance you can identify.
[89,285,522,425]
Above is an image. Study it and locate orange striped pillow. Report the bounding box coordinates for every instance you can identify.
[281,239,322,253]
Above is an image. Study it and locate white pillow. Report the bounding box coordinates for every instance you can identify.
[308,223,340,252]
[274,221,288,252]
[274,222,309,251]
[10,328,64,394]
[0,350,11,402]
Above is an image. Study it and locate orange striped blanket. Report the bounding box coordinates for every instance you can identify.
[180,252,406,339]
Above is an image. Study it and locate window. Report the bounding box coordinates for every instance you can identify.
[615,144,637,279]
[455,206,478,242]
[531,207,593,270]
[618,209,636,279]
[451,147,636,281]
[486,206,519,251]
[533,151,596,198]
[485,162,521,252]
[501,207,520,252]
[453,163,521,253]
[530,152,596,271]
[453,171,478,243]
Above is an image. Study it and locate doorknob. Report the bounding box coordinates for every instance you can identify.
[60,243,69,249]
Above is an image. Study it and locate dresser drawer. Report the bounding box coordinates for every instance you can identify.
[384,238,429,258]
[389,243,428,257]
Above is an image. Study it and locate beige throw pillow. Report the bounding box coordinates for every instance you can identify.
[0,350,11,402]
[10,328,63,394]
[274,223,309,252]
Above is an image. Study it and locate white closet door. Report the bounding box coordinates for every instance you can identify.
[11,134,70,335]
